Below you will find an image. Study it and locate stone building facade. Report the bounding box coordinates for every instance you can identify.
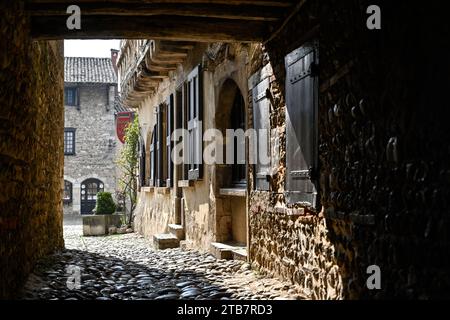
[63,54,118,214]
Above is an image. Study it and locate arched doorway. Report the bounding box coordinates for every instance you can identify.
[80,178,104,214]
[216,79,248,246]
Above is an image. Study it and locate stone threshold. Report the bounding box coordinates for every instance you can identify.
[210,241,247,261]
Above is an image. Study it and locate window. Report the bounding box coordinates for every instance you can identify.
[63,180,72,204]
[149,125,156,186]
[64,87,79,106]
[156,103,166,186]
[146,95,174,188]
[166,94,174,187]
[250,66,272,191]
[64,128,76,155]
[184,65,203,181]
[231,92,246,187]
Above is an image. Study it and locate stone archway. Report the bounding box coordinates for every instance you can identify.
[214,78,248,246]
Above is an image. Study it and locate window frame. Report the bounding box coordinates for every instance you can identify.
[64,128,76,155]
[230,91,247,188]
[185,65,203,181]
[166,94,174,187]
[149,125,157,187]
[64,87,79,107]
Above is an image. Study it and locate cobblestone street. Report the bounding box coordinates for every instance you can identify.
[20,217,303,300]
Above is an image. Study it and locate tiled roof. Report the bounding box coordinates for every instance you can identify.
[64,57,117,84]
[114,96,131,113]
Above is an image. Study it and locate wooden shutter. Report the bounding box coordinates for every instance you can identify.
[166,94,174,187]
[285,43,319,207]
[187,65,203,180]
[156,105,164,187]
[149,125,156,186]
[249,65,272,191]
[139,140,146,187]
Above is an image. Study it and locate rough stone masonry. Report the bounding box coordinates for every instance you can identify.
[0,2,64,299]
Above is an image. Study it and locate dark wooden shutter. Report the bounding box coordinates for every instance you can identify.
[285,43,319,207]
[149,125,156,186]
[166,94,174,187]
[156,105,164,187]
[139,140,146,187]
[187,65,203,180]
[249,66,272,191]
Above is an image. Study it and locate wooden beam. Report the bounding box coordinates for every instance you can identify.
[28,0,295,7]
[27,3,286,21]
[30,15,268,41]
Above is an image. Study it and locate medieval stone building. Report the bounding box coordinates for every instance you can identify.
[118,32,332,296]
[63,52,119,214]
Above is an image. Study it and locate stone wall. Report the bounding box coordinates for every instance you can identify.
[318,0,450,299]
[0,2,64,299]
[249,0,450,299]
[64,84,118,214]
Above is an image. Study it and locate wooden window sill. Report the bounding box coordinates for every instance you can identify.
[219,188,246,197]
[155,187,170,195]
[274,206,305,216]
[178,180,195,188]
[141,187,154,193]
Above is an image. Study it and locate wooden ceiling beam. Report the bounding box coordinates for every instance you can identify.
[26,2,286,21]
[30,15,268,42]
[27,0,295,8]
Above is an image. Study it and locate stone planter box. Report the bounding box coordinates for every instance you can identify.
[82,214,125,236]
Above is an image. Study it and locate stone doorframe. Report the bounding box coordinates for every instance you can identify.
[212,73,250,250]
[64,174,111,215]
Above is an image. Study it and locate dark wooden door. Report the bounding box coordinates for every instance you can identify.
[80,178,104,214]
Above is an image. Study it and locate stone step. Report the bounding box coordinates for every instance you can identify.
[210,242,234,260]
[168,224,185,240]
[210,242,247,260]
[232,248,247,261]
[153,233,180,250]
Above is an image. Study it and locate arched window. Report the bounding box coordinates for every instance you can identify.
[63,180,73,204]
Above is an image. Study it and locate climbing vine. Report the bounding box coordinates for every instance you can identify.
[117,115,139,226]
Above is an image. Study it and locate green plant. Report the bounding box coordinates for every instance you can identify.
[95,192,116,215]
[116,115,139,226]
